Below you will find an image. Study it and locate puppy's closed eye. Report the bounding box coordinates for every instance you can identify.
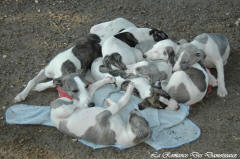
[72,89,79,93]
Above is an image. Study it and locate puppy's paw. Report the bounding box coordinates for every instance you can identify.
[105,98,115,106]
[14,93,27,103]
[209,78,218,87]
[165,99,179,111]
[33,83,47,92]
[217,87,228,97]
[128,82,135,88]
[106,76,116,83]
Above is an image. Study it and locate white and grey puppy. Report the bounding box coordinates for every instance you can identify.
[145,42,209,105]
[91,57,179,110]
[51,74,115,108]
[144,33,230,97]
[50,82,152,147]
[14,34,102,102]
[165,44,209,105]
[90,17,136,45]
[143,39,179,65]
[179,33,229,97]
[100,27,168,75]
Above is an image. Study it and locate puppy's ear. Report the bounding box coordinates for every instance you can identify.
[195,49,206,63]
[165,46,175,65]
[87,34,101,43]
[114,32,138,47]
[149,28,168,41]
[53,78,63,87]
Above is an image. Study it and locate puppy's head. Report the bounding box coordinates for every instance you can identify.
[143,39,176,64]
[173,43,206,71]
[53,73,89,101]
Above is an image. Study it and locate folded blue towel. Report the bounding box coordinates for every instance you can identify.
[5,84,200,150]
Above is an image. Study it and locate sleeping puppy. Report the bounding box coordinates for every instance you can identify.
[91,57,179,110]
[100,27,168,76]
[90,17,136,45]
[14,34,101,102]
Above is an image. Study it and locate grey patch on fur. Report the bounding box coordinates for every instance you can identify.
[135,40,156,53]
[168,83,190,103]
[165,46,175,66]
[110,53,127,70]
[102,53,127,71]
[149,29,168,41]
[194,34,208,44]
[50,99,73,109]
[62,60,76,75]
[81,110,116,145]
[136,63,167,83]
[114,32,138,47]
[178,44,206,70]
[121,81,140,97]
[59,74,85,100]
[72,34,102,75]
[208,33,229,56]
[129,111,152,144]
[59,120,78,137]
[184,68,207,92]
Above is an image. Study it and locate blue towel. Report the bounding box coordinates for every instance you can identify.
[5,84,200,150]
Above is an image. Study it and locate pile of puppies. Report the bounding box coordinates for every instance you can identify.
[14,18,230,147]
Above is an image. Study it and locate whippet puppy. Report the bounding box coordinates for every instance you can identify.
[51,74,116,108]
[90,17,136,45]
[145,33,230,97]
[189,33,230,97]
[50,82,152,147]
[14,34,101,102]
[144,41,209,105]
[100,27,168,76]
[91,57,179,110]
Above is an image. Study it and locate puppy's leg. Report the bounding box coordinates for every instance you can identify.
[107,82,134,114]
[33,80,55,92]
[159,97,179,111]
[14,69,47,102]
[88,76,116,97]
[50,98,76,118]
[206,69,217,87]
[118,82,134,107]
[215,60,228,97]
[126,61,149,75]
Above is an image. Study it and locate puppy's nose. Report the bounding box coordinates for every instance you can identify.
[88,102,95,107]
[143,55,147,58]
